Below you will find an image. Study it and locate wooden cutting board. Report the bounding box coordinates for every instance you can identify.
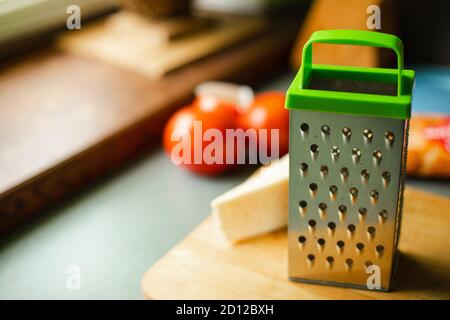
[58,13,267,78]
[142,187,450,299]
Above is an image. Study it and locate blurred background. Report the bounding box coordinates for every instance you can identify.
[0,0,449,299]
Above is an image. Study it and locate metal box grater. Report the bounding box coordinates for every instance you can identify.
[285,30,415,291]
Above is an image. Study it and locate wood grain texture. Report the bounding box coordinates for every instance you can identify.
[142,187,450,300]
[0,18,299,234]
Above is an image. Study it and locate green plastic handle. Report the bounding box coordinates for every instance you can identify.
[300,30,404,96]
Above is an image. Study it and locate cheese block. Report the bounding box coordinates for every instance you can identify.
[211,155,289,244]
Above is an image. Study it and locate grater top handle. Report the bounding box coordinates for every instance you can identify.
[300,30,404,96]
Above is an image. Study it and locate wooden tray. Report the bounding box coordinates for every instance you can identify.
[142,187,450,299]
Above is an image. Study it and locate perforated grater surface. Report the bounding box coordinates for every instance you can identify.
[285,30,415,291]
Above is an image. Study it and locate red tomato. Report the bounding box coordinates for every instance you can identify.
[237,91,289,156]
[163,96,238,176]
[192,95,238,128]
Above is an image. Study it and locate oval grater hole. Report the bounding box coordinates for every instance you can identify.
[299,200,307,208]
[321,125,330,135]
[340,167,349,181]
[318,202,327,219]
[363,129,373,141]
[382,171,391,186]
[320,165,329,177]
[361,169,370,182]
[326,256,334,268]
[358,207,367,222]
[352,148,362,162]
[310,144,319,154]
[307,254,315,266]
[367,226,376,239]
[309,183,318,198]
[373,150,382,163]
[336,241,345,253]
[385,131,395,145]
[370,190,379,204]
[300,123,309,133]
[317,238,326,246]
[379,209,388,223]
[342,127,352,139]
[364,261,373,270]
[300,162,308,173]
[308,220,316,234]
[338,205,347,221]
[349,187,358,203]
[308,219,317,228]
[329,186,337,200]
[298,201,307,216]
[331,146,340,160]
[356,242,365,253]
[327,222,336,236]
[306,253,316,265]
[345,258,354,271]
[329,185,338,195]
[298,236,307,249]
[375,245,385,258]
[317,238,325,252]
[347,224,356,236]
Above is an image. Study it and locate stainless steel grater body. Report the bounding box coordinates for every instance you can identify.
[288,110,408,291]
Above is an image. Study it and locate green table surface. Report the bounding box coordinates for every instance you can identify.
[1,74,449,299]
